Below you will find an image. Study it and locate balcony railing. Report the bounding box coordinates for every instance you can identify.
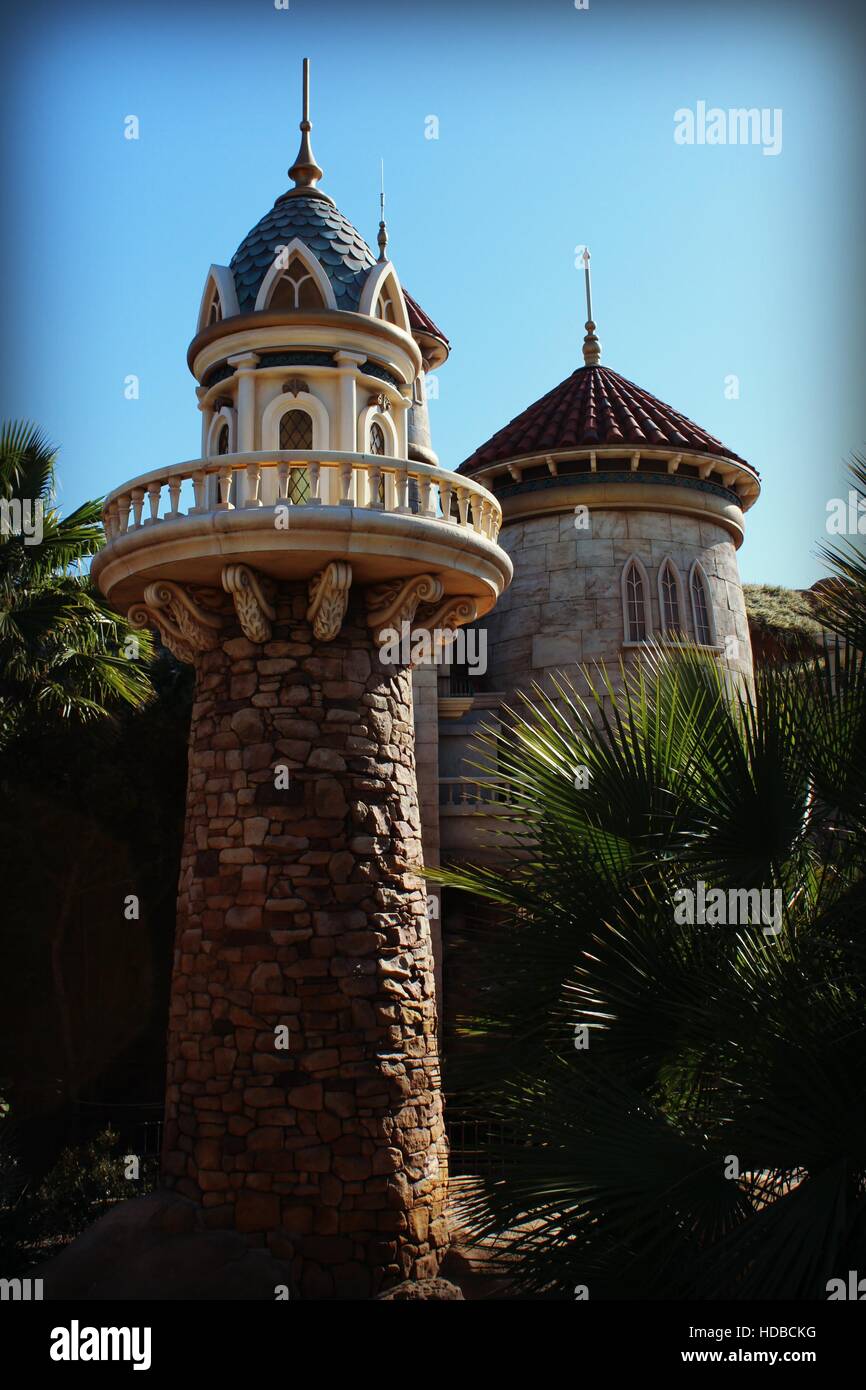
[101,449,502,545]
[438,777,512,810]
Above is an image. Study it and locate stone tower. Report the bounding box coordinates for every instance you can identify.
[92,62,511,1298]
[457,269,761,703]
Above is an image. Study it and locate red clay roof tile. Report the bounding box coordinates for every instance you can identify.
[460,363,748,472]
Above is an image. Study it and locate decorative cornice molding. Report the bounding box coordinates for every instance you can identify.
[366,574,444,641]
[128,580,223,664]
[222,564,276,643]
[307,560,353,641]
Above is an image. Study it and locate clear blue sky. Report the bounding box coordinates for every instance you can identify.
[1,0,863,587]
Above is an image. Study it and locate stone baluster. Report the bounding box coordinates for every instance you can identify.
[309,459,322,504]
[368,461,382,508]
[145,482,162,525]
[217,465,234,510]
[168,478,183,518]
[396,466,410,514]
[339,459,353,507]
[439,479,452,524]
[191,470,207,514]
[419,474,434,517]
[277,461,289,502]
[245,461,262,507]
[131,487,145,529]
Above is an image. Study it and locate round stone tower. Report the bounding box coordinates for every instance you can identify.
[457,270,760,699]
[92,62,511,1298]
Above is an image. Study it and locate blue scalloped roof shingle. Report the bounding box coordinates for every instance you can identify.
[229,195,377,312]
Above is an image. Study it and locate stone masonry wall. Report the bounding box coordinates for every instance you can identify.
[161,581,449,1299]
[482,507,754,692]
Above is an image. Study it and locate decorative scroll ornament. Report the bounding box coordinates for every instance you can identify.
[221,564,276,643]
[365,575,444,644]
[405,596,479,668]
[128,581,223,664]
[414,596,479,639]
[307,560,353,642]
[282,378,309,397]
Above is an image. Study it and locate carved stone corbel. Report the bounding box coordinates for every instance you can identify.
[307,561,353,642]
[413,596,478,661]
[128,580,224,664]
[365,575,444,645]
[414,595,479,636]
[221,563,276,643]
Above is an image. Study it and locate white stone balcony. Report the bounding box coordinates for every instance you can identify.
[93,449,512,616]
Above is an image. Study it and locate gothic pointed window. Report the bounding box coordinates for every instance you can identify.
[623,558,650,643]
[659,560,682,637]
[376,288,397,324]
[690,564,714,645]
[279,409,312,503]
[369,421,387,504]
[268,255,326,312]
[207,292,222,326]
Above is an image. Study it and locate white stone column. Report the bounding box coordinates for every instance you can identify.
[197,386,212,457]
[229,352,260,453]
[397,384,412,459]
[334,350,366,453]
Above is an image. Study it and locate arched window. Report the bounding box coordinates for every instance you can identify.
[216,422,230,456]
[658,559,683,637]
[279,409,312,504]
[197,267,239,333]
[622,558,651,643]
[375,286,397,323]
[269,256,326,312]
[690,564,714,645]
[369,421,387,504]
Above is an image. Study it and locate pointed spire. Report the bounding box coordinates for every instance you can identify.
[285,58,334,205]
[377,159,388,261]
[580,247,601,365]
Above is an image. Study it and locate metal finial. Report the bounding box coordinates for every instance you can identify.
[581,247,601,365]
[284,58,334,205]
[377,158,388,261]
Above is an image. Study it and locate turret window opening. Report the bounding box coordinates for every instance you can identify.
[376,289,397,324]
[659,560,683,637]
[279,409,312,503]
[269,256,326,312]
[369,421,388,504]
[690,565,714,646]
[622,558,651,643]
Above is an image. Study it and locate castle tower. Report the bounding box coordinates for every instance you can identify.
[457,261,760,703]
[92,62,511,1298]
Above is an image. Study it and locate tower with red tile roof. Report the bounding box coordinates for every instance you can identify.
[455,263,760,698]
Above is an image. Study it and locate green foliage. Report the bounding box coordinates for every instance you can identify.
[0,420,155,751]
[0,1123,148,1270]
[29,1127,134,1240]
[743,582,824,659]
[817,453,866,649]
[435,462,866,1299]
